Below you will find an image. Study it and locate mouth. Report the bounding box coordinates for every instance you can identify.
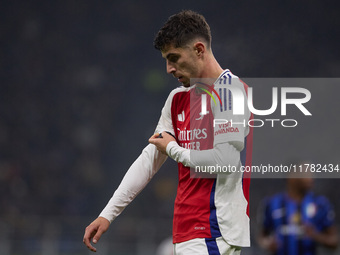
[178,77,190,87]
[176,76,184,83]
[173,74,188,85]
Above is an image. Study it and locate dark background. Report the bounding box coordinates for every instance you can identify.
[1,0,339,254]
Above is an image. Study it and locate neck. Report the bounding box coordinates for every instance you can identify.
[287,187,306,202]
[200,53,223,79]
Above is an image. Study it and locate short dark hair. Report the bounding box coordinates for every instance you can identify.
[154,10,212,51]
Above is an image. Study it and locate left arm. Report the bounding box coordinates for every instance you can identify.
[304,224,338,249]
[149,132,241,171]
[303,196,339,250]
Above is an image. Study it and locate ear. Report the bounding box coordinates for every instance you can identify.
[193,42,206,57]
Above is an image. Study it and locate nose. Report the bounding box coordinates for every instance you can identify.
[166,60,176,74]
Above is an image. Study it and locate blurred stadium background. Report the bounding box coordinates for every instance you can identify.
[1,0,339,254]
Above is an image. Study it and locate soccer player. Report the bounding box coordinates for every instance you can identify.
[258,166,338,255]
[83,10,253,254]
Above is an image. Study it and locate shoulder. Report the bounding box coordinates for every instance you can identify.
[311,193,333,207]
[216,69,239,82]
[308,193,335,224]
[167,86,191,99]
[165,86,192,106]
[221,69,238,78]
[215,69,248,92]
[263,192,285,208]
[170,86,191,95]
[161,86,191,112]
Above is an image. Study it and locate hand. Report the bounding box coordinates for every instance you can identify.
[83,217,110,252]
[149,132,176,154]
[303,224,339,249]
[259,235,278,253]
[304,224,317,239]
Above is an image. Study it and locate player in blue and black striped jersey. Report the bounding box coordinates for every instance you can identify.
[258,166,338,255]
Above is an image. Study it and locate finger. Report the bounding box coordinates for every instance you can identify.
[93,227,105,244]
[83,227,97,252]
[149,135,161,144]
[162,132,176,141]
[148,138,158,145]
[149,133,160,140]
[83,236,97,252]
[161,132,170,138]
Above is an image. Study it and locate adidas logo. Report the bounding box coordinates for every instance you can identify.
[178,110,185,122]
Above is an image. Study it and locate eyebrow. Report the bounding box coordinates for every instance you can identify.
[164,53,179,59]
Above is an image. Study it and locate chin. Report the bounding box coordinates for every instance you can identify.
[181,80,191,87]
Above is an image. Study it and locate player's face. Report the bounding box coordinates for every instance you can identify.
[161,44,201,87]
[289,174,314,194]
[298,177,314,192]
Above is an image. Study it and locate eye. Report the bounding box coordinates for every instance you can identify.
[168,55,179,63]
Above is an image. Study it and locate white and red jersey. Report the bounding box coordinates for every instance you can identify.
[99,69,253,247]
[155,69,253,246]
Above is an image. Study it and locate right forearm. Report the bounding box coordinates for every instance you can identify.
[99,144,167,222]
[166,141,241,171]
